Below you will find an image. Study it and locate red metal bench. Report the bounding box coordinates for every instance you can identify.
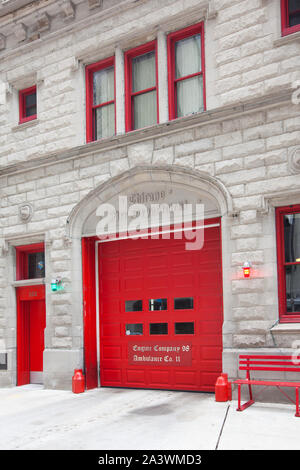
[233,355,300,417]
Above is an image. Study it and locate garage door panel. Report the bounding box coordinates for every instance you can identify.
[101,323,122,337]
[123,258,143,273]
[102,346,122,360]
[201,371,220,387]
[98,219,223,392]
[146,253,168,269]
[123,276,144,291]
[170,252,194,268]
[201,346,222,360]
[148,370,170,385]
[200,360,222,371]
[101,299,120,315]
[197,261,221,271]
[101,368,122,384]
[199,321,222,334]
[101,279,120,295]
[199,297,222,309]
[198,334,223,346]
[172,273,195,288]
[198,308,223,320]
[199,277,222,288]
[145,275,169,289]
[101,258,120,274]
[101,243,120,256]
[144,290,170,301]
[175,371,197,386]
[126,369,146,384]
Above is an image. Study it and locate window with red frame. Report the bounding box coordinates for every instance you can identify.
[86,57,115,143]
[125,41,158,132]
[16,243,45,281]
[167,22,205,121]
[19,86,37,124]
[276,205,300,322]
[281,0,300,36]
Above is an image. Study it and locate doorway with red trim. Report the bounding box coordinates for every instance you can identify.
[17,285,46,386]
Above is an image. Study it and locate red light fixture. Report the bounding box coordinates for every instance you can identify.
[243,262,251,278]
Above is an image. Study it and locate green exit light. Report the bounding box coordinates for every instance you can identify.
[51,278,64,292]
[51,281,58,292]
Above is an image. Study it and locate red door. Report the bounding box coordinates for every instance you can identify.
[17,285,46,385]
[98,219,223,392]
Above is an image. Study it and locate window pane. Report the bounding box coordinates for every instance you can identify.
[0,353,7,371]
[175,34,201,79]
[93,66,114,106]
[290,12,300,26]
[176,75,204,118]
[150,323,168,335]
[175,322,194,334]
[133,90,157,129]
[174,298,194,310]
[149,298,167,311]
[28,252,45,279]
[283,213,300,262]
[285,265,300,313]
[126,324,143,335]
[288,0,300,26]
[94,104,115,140]
[125,300,143,312]
[132,51,156,93]
[289,0,299,13]
[25,93,36,117]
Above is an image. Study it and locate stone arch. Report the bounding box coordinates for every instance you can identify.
[66,164,234,239]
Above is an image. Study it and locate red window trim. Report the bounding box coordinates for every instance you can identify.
[281,0,300,37]
[276,204,300,323]
[19,86,37,124]
[16,243,45,281]
[85,56,116,143]
[124,40,159,132]
[167,21,206,121]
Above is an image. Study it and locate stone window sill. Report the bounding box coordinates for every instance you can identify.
[274,30,300,47]
[12,278,45,287]
[11,119,39,132]
[270,323,300,333]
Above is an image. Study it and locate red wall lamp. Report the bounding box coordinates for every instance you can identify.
[242,262,252,278]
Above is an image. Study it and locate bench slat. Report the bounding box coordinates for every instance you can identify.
[234,379,300,387]
[240,366,300,372]
[239,355,296,360]
[240,360,299,367]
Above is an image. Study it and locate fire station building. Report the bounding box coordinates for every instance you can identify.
[0,0,300,400]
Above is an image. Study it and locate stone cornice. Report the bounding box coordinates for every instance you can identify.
[0,0,211,61]
[0,0,150,60]
[0,89,294,178]
[0,0,35,17]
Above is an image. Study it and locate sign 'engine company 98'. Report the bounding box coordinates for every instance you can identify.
[128,342,192,366]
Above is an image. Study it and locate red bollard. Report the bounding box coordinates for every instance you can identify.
[215,373,228,402]
[72,369,85,394]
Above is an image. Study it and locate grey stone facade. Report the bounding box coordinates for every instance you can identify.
[0,0,300,399]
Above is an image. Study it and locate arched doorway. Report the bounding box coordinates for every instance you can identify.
[67,165,233,391]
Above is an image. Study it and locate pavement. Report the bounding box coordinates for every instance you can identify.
[0,385,299,450]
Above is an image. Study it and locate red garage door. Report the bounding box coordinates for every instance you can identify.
[98,218,223,392]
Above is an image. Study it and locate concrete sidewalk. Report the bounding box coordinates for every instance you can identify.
[0,385,299,450]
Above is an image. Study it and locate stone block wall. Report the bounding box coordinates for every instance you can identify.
[0,0,299,390]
